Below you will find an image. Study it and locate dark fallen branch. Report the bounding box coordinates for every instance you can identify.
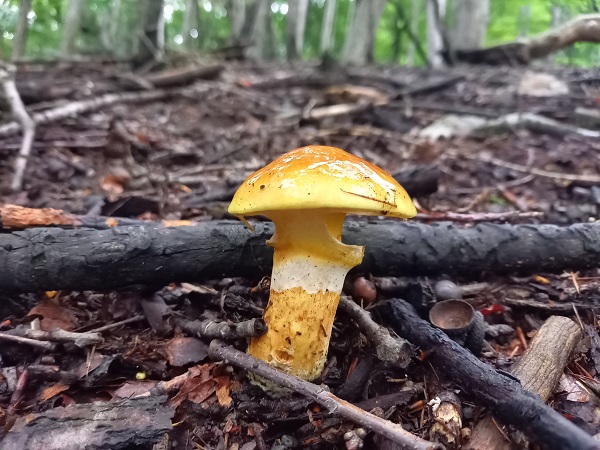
[0,86,208,138]
[384,299,599,450]
[1,220,600,293]
[392,164,439,197]
[143,64,224,88]
[208,340,441,450]
[338,297,412,368]
[175,316,267,340]
[0,204,194,230]
[1,395,174,450]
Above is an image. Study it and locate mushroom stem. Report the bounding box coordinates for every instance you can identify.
[247,211,364,381]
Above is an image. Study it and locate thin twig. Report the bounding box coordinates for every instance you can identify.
[175,316,267,340]
[0,62,36,191]
[0,87,199,139]
[0,332,57,351]
[89,315,146,333]
[9,328,103,347]
[208,340,440,450]
[338,297,412,368]
[447,149,600,184]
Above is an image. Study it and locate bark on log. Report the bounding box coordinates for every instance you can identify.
[384,300,599,450]
[0,220,600,292]
[464,316,582,450]
[0,395,173,450]
[1,220,600,293]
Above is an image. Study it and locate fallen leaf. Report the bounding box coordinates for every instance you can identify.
[166,337,209,367]
[170,363,217,407]
[214,376,232,406]
[100,167,131,196]
[28,299,78,331]
[113,381,157,399]
[41,383,69,401]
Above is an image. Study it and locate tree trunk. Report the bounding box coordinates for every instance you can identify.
[286,0,308,59]
[61,0,84,56]
[12,0,32,60]
[406,0,420,65]
[448,0,489,50]
[341,0,387,64]
[242,0,273,60]
[426,0,447,67]
[319,0,337,54]
[228,0,246,45]
[286,0,298,59]
[133,0,165,68]
[182,0,199,49]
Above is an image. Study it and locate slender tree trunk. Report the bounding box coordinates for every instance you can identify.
[12,0,32,60]
[406,0,419,65]
[319,0,336,54]
[391,2,403,62]
[228,0,246,45]
[286,0,309,59]
[295,0,309,57]
[426,0,446,67]
[517,5,531,37]
[243,0,273,60]
[182,0,199,48]
[286,0,299,59]
[448,0,489,50]
[341,0,386,64]
[61,0,84,56]
[133,0,165,68]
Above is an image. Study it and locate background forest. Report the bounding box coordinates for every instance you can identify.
[1,0,599,69]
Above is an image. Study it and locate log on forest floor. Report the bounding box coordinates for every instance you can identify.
[453,14,600,65]
[0,395,174,450]
[384,300,599,450]
[1,220,600,293]
[465,316,582,450]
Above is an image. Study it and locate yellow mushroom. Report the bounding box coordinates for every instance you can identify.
[229,146,416,381]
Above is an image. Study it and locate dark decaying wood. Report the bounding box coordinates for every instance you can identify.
[1,220,600,293]
[0,395,174,450]
[384,299,599,450]
[465,316,582,450]
[392,164,439,197]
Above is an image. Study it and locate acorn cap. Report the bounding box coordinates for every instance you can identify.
[228,146,417,218]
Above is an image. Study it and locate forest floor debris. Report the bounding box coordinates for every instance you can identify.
[0,60,600,449]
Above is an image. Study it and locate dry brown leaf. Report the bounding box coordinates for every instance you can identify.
[28,299,78,331]
[41,382,69,401]
[214,376,232,406]
[170,363,217,407]
[166,337,209,367]
[113,381,157,399]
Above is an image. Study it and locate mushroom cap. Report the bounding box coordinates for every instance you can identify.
[228,146,416,218]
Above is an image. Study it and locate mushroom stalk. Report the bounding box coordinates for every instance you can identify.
[247,211,364,381]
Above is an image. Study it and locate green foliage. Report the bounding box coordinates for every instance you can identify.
[1,0,598,66]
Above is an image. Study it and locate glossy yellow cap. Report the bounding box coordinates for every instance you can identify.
[228,146,416,218]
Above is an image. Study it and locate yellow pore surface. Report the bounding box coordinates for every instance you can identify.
[228,146,417,219]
